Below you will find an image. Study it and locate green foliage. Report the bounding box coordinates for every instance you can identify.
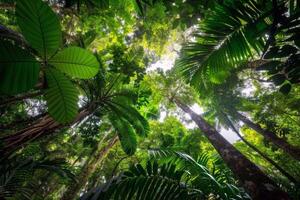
[254,3,300,94]
[49,47,99,79]
[0,0,99,123]
[45,68,79,124]
[106,98,149,155]
[80,160,197,200]
[16,0,61,58]
[0,40,40,94]
[149,149,249,199]
[110,116,137,156]
[82,151,249,200]
[176,0,270,86]
[0,156,75,199]
[1,0,300,199]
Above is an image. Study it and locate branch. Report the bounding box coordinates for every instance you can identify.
[0,91,43,107]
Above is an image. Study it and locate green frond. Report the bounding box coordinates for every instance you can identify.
[176,0,271,86]
[80,161,199,200]
[0,156,75,199]
[109,115,137,156]
[148,149,248,199]
[108,99,149,137]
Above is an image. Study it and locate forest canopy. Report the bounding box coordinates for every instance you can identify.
[0,0,299,200]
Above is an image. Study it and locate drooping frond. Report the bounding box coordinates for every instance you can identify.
[176,0,272,86]
[109,97,150,137]
[109,115,137,156]
[0,156,75,199]
[80,161,200,200]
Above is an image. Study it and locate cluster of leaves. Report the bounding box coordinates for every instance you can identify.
[81,151,249,200]
[257,6,300,94]
[107,45,147,85]
[176,0,300,95]
[0,0,99,123]
[78,70,150,156]
[176,0,271,86]
[81,160,194,200]
[0,155,75,199]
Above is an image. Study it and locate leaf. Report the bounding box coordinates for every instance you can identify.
[0,41,40,94]
[109,100,149,137]
[263,46,279,59]
[270,74,286,85]
[80,161,192,200]
[176,0,270,86]
[256,61,282,71]
[45,68,78,124]
[16,0,61,58]
[280,45,298,55]
[110,117,137,156]
[49,47,99,79]
[279,83,292,94]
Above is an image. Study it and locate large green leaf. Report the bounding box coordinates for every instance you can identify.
[45,68,78,124]
[49,47,99,79]
[108,99,149,137]
[0,41,40,95]
[16,0,61,58]
[110,117,137,155]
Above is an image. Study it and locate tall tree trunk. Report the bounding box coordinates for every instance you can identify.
[61,135,119,200]
[234,111,300,161]
[226,115,298,184]
[174,99,290,200]
[0,107,92,156]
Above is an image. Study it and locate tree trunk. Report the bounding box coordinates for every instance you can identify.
[0,108,92,156]
[234,111,300,161]
[226,115,298,184]
[174,99,290,200]
[61,135,119,200]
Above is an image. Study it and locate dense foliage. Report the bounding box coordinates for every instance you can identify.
[0,0,299,199]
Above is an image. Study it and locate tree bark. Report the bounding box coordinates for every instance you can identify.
[61,135,119,200]
[234,111,300,161]
[226,116,298,185]
[0,108,92,156]
[174,99,290,200]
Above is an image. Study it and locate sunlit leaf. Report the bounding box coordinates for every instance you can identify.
[16,0,61,58]
[45,68,78,124]
[49,47,99,79]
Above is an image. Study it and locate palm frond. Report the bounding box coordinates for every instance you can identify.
[176,0,272,86]
[0,156,75,199]
[80,160,200,200]
[148,149,249,199]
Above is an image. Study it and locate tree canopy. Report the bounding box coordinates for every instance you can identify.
[0,0,299,199]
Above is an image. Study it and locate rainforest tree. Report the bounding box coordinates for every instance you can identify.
[0,0,299,200]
